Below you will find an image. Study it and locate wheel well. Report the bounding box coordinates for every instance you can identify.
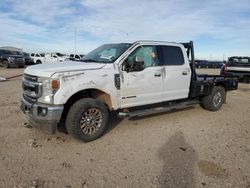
[60,89,112,124]
[215,83,226,90]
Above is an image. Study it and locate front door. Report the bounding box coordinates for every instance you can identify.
[120,45,163,108]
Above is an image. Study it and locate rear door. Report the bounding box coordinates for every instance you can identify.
[158,45,191,101]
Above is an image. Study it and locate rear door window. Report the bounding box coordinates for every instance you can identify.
[158,46,184,66]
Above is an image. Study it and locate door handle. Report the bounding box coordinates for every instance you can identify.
[182,71,188,75]
[155,73,161,77]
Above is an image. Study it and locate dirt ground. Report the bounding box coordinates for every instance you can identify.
[0,67,249,188]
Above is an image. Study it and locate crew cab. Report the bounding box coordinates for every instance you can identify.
[21,41,238,142]
[221,56,250,83]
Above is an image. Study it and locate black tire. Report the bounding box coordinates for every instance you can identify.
[3,60,9,68]
[66,98,109,142]
[36,60,42,64]
[201,86,226,111]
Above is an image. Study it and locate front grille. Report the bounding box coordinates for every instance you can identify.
[24,74,37,82]
[14,58,24,62]
[22,74,42,101]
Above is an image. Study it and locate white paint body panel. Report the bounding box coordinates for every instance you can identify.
[120,66,163,108]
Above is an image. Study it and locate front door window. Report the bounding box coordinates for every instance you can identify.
[126,46,159,71]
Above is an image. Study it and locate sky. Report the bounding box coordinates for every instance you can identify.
[0,0,250,60]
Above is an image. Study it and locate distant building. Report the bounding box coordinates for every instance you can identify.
[0,46,22,52]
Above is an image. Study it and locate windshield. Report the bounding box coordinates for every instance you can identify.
[11,51,22,55]
[0,50,11,54]
[82,43,132,63]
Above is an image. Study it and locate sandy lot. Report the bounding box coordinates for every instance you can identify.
[0,67,249,188]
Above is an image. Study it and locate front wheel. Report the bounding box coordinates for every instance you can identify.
[3,60,9,68]
[66,98,109,142]
[201,86,226,111]
[36,60,42,64]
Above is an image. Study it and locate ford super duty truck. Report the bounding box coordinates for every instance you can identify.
[21,41,238,142]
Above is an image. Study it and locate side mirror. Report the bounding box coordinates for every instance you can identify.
[134,56,144,71]
[135,56,144,63]
[122,56,144,72]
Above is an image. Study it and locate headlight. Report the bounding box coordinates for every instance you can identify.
[8,57,15,61]
[37,77,60,104]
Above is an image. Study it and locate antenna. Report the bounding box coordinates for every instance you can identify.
[75,28,76,55]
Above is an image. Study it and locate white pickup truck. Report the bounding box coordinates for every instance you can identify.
[30,53,66,64]
[21,41,238,142]
[30,53,45,64]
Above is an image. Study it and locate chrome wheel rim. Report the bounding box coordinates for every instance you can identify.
[80,108,103,135]
[213,92,222,107]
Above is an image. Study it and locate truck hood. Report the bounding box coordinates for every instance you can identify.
[24,61,106,77]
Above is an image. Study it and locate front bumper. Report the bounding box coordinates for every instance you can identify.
[9,60,25,67]
[20,97,64,134]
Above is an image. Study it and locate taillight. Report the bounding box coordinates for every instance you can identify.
[224,64,228,72]
[221,64,227,75]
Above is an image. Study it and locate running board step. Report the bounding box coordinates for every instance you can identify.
[118,100,200,118]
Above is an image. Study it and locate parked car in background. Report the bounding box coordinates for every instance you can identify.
[30,52,66,64]
[196,60,224,69]
[68,54,85,61]
[221,56,250,83]
[0,49,25,68]
[209,61,225,69]
[23,52,33,65]
[195,60,209,68]
[30,53,45,64]
[46,52,66,63]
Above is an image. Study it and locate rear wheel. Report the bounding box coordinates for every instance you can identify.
[66,98,109,142]
[201,86,226,111]
[36,60,42,64]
